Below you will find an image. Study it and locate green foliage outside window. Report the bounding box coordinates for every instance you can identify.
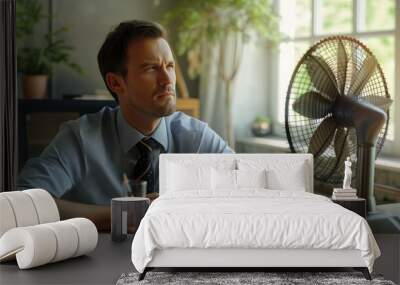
[162,0,281,78]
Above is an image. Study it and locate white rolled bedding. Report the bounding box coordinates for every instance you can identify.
[0,189,98,269]
[131,190,380,273]
[0,218,98,269]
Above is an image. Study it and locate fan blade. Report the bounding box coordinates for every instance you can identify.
[308,117,337,157]
[346,44,359,95]
[306,55,339,101]
[333,127,350,170]
[336,40,347,95]
[348,53,377,96]
[292,91,333,119]
[348,128,358,146]
[362,95,393,111]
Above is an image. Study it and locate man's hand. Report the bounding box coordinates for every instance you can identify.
[54,198,111,232]
[146,192,159,202]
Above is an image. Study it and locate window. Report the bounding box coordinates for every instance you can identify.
[273,0,399,157]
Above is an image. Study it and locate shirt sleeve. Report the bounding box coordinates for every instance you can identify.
[17,122,85,198]
[197,124,235,154]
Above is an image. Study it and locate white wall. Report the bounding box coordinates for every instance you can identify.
[232,41,270,139]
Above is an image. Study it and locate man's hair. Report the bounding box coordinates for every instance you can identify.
[97,20,167,102]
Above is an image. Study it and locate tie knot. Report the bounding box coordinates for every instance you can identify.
[137,137,158,152]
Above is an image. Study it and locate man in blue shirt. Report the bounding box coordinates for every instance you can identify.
[18,20,232,230]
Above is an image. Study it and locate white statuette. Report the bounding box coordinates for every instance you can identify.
[342,157,352,190]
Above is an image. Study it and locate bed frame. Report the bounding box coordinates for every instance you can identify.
[139,248,370,280]
[138,154,371,280]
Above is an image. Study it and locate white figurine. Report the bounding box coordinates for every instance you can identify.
[342,156,352,189]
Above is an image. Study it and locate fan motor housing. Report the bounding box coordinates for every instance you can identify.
[332,95,387,146]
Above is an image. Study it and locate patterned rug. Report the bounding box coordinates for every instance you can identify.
[116,271,395,285]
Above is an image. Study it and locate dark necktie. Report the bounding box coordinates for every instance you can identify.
[132,137,158,193]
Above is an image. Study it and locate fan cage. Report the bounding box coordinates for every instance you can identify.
[285,36,390,185]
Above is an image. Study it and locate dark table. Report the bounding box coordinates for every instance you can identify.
[0,233,134,285]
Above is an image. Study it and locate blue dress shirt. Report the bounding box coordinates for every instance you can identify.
[17,107,233,205]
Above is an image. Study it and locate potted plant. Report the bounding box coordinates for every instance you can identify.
[16,0,82,99]
[251,115,272,137]
[162,0,281,146]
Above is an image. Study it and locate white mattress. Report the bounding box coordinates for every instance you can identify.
[131,190,380,273]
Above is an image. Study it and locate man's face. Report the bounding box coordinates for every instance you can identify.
[114,37,177,118]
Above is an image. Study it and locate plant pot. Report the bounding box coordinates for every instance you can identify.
[22,75,48,99]
[251,121,272,137]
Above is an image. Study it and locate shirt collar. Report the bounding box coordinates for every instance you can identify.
[117,108,168,153]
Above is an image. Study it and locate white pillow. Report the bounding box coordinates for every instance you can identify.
[166,159,236,192]
[167,163,211,191]
[167,158,235,170]
[237,159,307,191]
[266,164,306,191]
[211,168,236,190]
[236,169,267,189]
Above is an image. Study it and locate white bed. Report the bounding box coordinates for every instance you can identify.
[131,154,380,280]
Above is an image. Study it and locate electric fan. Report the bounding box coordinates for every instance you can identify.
[285,36,393,212]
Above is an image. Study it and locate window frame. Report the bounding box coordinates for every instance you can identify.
[271,0,400,157]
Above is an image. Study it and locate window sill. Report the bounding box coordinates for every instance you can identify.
[376,157,400,173]
[236,136,400,173]
[237,136,289,152]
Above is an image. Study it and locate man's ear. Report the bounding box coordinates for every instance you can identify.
[105,73,125,96]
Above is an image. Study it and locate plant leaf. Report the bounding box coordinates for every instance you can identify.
[292,91,333,119]
[333,127,350,170]
[308,117,337,157]
[361,95,393,112]
[305,55,339,101]
[348,53,377,96]
[336,39,347,95]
